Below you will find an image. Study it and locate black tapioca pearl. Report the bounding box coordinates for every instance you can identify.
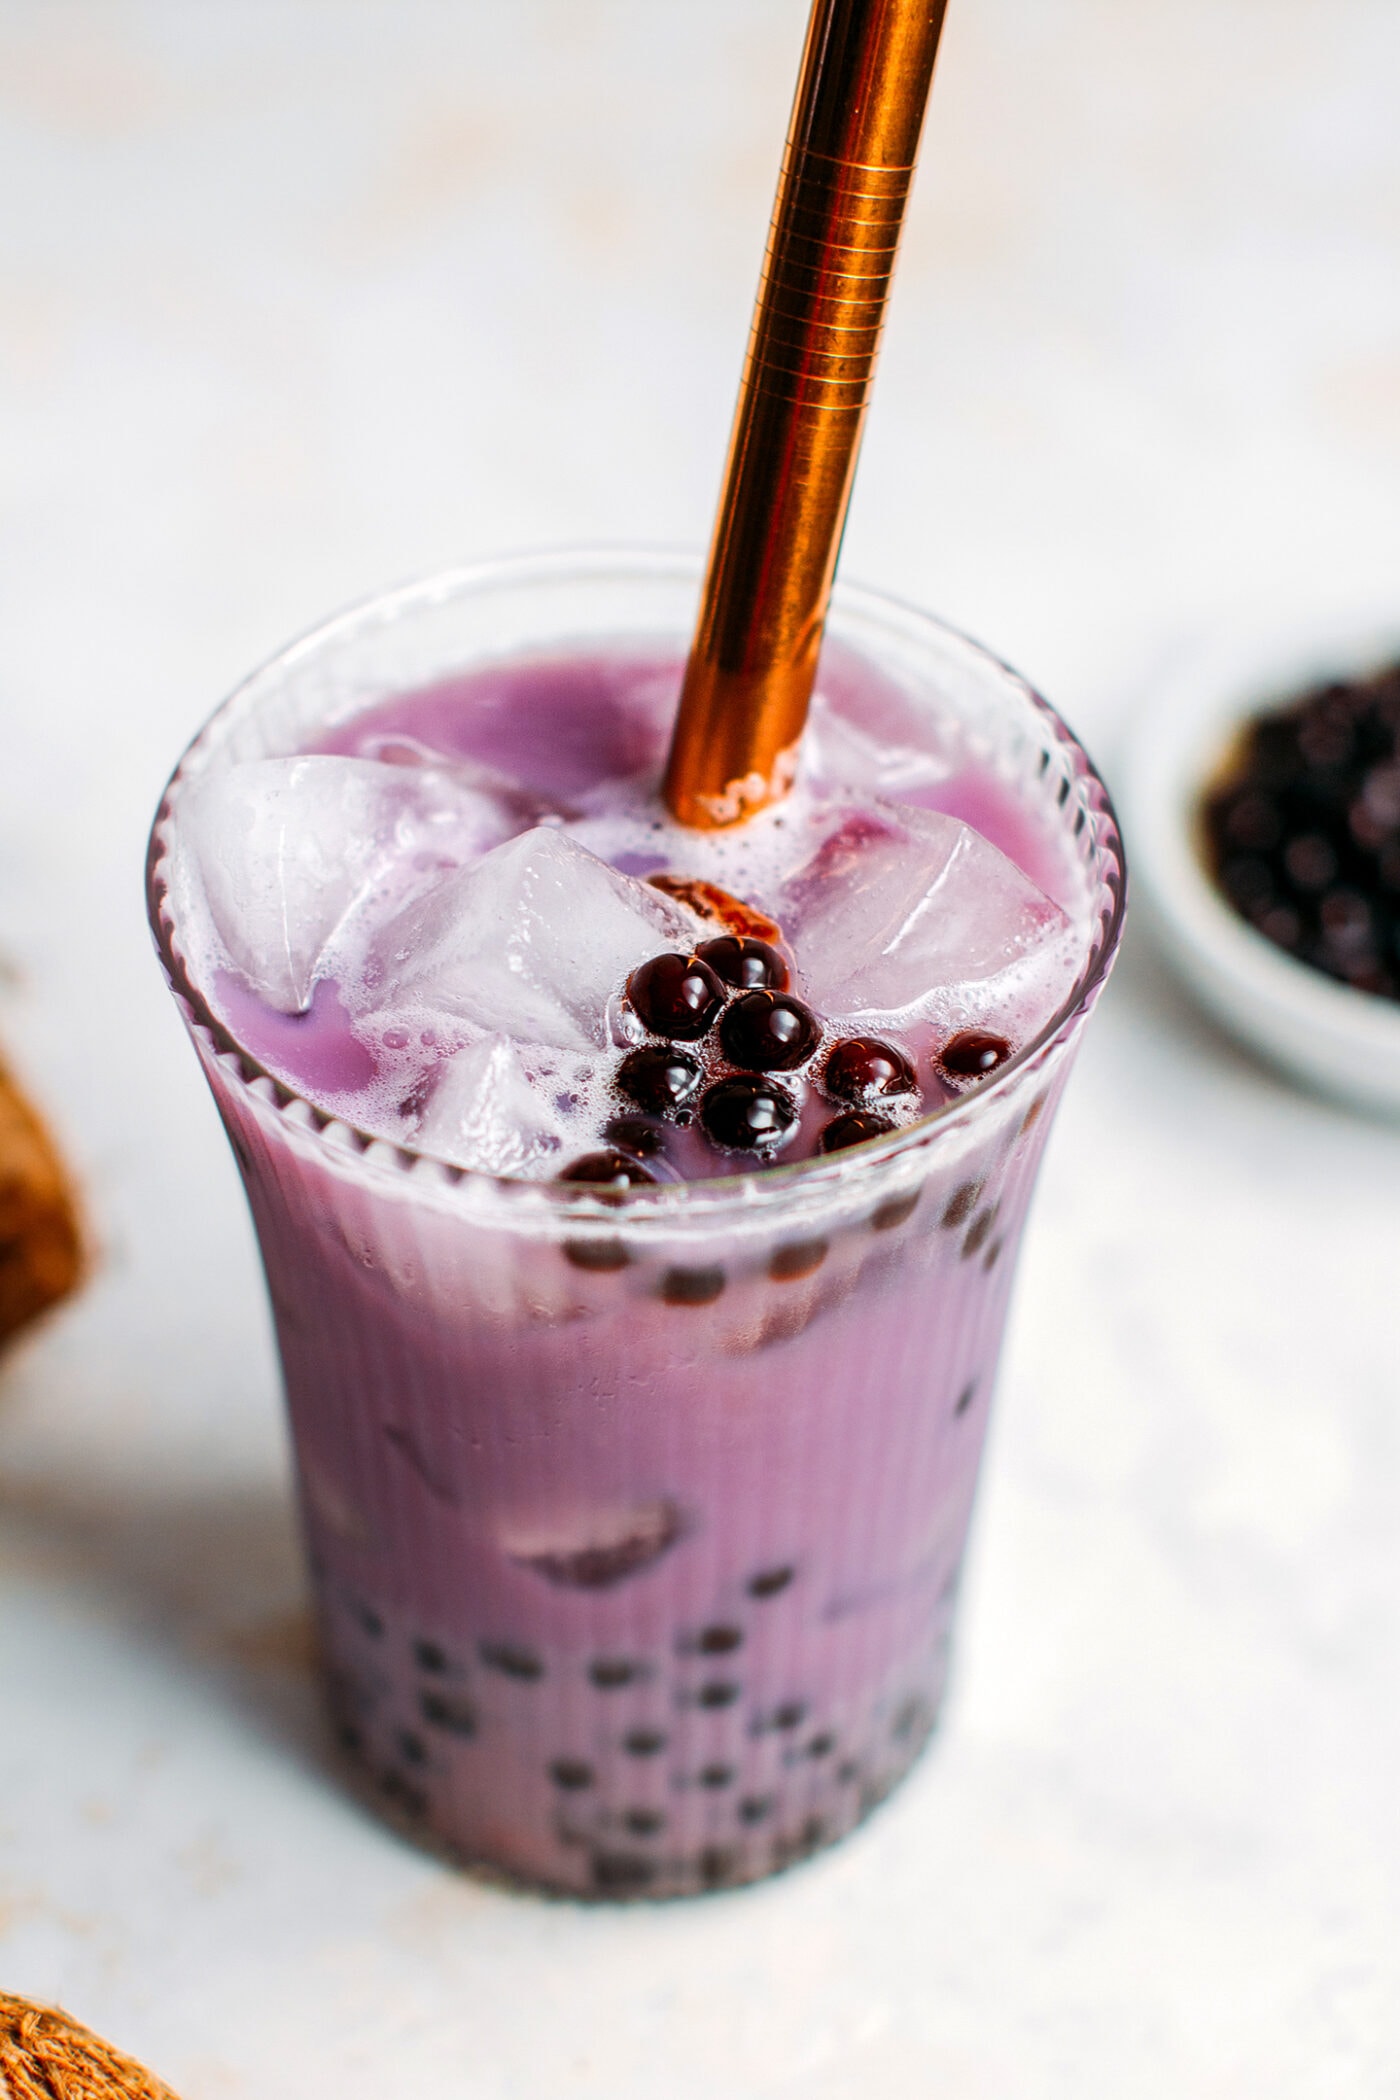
[720,990,820,1073]
[419,1689,477,1737]
[773,1700,808,1731]
[589,1656,646,1690]
[563,1235,629,1272]
[940,1181,982,1230]
[1254,901,1305,950]
[603,1114,668,1158]
[397,1729,428,1767]
[870,1188,919,1230]
[615,1046,703,1120]
[699,1845,740,1887]
[694,1682,742,1711]
[1283,833,1338,894]
[591,1851,657,1894]
[627,952,726,1040]
[1220,855,1274,913]
[939,1031,1012,1080]
[557,1151,657,1191]
[699,1763,735,1789]
[748,1565,795,1600]
[695,934,789,992]
[807,1733,836,1760]
[658,1263,726,1308]
[549,1759,595,1791]
[693,1625,744,1656]
[1319,886,1376,956]
[624,1728,667,1757]
[1218,788,1283,852]
[353,1602,384,1638]
[739,1796,774,1826]
[822,1036,917,1104]
[335,1720,364,1756]
[701,1076,798,1152]
[962,1206,998,1260]
[982,1236,1004,1273]
[819,1110,895,1155]
[413,1638,450,1674]
[624,1807,665,1838]
[479,1640,544,1682]
[954,1380,977,1419]
[379,1770,427,1819]
[769,1237,828,1282]
[773,1817,827,1867]
[836,1759,861,1786]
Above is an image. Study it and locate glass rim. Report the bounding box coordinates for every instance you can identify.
[146,545,1127,1228]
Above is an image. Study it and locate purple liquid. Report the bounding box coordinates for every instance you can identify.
[153,591,1120,1898]
[230,1043,1059,1894]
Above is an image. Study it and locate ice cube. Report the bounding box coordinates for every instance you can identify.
[175,757,514,1013]
[501,1498,686,1588]
[414,1032,575,1177]
[802,639,957,798]
[802,689,953,801]
[376,827,696,1051]
[779,802,1080,1029]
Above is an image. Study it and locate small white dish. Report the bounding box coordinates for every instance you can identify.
[1121,609,1400,1120]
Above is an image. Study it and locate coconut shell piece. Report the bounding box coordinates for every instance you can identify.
[0,1054,82,1352]
[0,1994,180,2099]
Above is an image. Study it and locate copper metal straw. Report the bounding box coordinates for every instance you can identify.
[663,0,949,830]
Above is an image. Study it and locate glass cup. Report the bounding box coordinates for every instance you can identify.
[147,551,1124,1898]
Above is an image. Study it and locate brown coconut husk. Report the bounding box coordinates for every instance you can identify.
[0,1054,82,1353]
[0,1995,179,2099]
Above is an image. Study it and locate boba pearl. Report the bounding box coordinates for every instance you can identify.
[701,1077,799,1151]
[695,935,790,992]
[616,1045,703,1118]
[557,1152,658,1190]
[1201,658,1400,999]
[602,1115,667,1158]
[719,990,821,1073]
[939,1031,1012,1079]
[818,1110,896,1154]
[627,952,725,1040]
[822,1035,917,1103]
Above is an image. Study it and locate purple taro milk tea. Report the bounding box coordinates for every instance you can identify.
[150,565,1123,1898]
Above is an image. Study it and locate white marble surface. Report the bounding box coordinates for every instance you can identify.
[2,3,1399,2093]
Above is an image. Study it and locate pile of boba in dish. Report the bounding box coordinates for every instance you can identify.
[1203,658,1400,1000]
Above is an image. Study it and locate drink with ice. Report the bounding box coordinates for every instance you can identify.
[149,553,1123,1895]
